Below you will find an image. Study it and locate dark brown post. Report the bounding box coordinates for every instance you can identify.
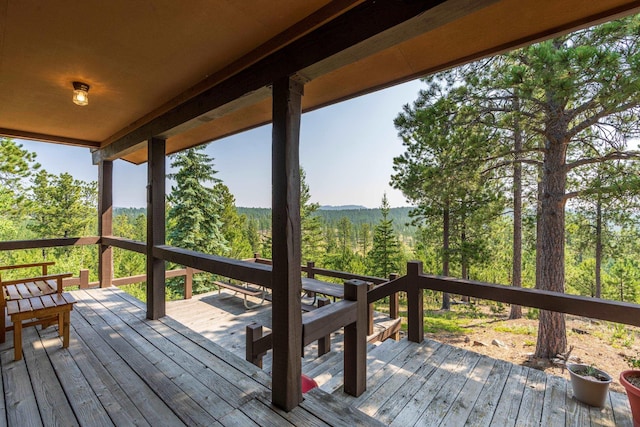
[317,297,331,356]
[79,269,90,289]
[184,267,193,299]
[146,137,166,320]
[407,261,424,343]
[344,279,368,397]
[306,261,316,299]
[389,273,400,340]
[246,323,264,368]
[98,160,113,288]
[368,282,374,336]
[271,76,304,411]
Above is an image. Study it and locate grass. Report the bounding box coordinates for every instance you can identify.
[493,324,536,335]
[423,310,470,334]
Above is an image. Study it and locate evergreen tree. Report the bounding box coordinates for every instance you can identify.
[367,194,403,278]
[167,146,228,294]
[300,168,324,262]
[215,182,253,258]
[167,146,228,255]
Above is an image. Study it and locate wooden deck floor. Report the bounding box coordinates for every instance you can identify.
[0,287,379,427]
[167,290,634,426]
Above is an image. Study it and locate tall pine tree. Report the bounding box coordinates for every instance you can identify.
[368,194,403,278]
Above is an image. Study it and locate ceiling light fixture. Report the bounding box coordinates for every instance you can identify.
[72,81,90,106]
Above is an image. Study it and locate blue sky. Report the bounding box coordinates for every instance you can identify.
[19,79,424,209]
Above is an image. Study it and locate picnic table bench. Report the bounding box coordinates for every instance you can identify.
[214,280,267,309]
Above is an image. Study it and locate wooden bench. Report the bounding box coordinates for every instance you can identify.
[214,280,267,309]
[0,271,75,361]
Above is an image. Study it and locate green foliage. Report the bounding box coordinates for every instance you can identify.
[215,182,253,259]
[167,146,228,294]
[300,168,324,262]
[27,170,97,238]
[367,194,404,278]
[422,310,469,334]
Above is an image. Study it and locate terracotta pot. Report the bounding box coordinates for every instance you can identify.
[620,370,640,427]
[567,363,612,408]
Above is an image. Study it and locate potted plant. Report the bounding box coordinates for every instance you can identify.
[567,363,612,408]
[620,354,640,427]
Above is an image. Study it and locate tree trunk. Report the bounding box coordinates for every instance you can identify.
[595,194,602,299]
[441,203,451,310]
[534,131,567,359]
[460,221,469,303]
[510,97,523,319]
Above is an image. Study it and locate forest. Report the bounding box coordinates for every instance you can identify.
[1,15,640,360]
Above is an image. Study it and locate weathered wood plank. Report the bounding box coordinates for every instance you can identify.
[435,355,497,427]
[609,390,633,427]
[1,347,43,427]
[19,328,79,426]
[462,359,513,426]
[515,367,547,427]
[490,363,528,426]
[33,327,114,427]
[540,374,567,427]
[77,294,234,423]
[301,388,384,427]
[392,348,481,426]
[351,339,441,415]
[72,303,187,426]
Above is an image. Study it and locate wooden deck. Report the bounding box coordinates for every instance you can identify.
[167,290,634,426]
[0,287,379,426]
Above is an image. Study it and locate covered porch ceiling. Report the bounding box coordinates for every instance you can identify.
[1,0,639,165]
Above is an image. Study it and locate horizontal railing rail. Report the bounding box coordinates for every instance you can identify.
[102,236,146,254]
[0,236,100,251]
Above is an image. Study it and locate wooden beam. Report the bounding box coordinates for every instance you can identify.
[146,137,166,320]
[101,236,146,254]
[0,237,99,251]
[92,0,447,164]
[0,128,100,148]
[98,161,113,288]
[415,269,640,328]
[343,279,368,397]
[153,245,272,287]
[271,76,303,411]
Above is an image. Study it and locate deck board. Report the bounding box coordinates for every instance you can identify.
[2,286,630,426]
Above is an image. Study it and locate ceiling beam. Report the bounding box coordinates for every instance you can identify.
[0,128,100,148]
[92,0,452,164]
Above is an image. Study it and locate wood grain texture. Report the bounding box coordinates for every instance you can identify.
[146,137,166,319]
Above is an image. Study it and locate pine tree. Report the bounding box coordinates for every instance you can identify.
[300,168,324,263]
[367,194,403,278]
[167,146,228,255]
[215,182,253,258]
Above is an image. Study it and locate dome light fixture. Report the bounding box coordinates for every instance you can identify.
[72,81,90,106]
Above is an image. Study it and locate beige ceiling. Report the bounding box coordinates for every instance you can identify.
[1,0,639,164]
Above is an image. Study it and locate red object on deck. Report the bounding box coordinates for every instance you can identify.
[301,374,318,393]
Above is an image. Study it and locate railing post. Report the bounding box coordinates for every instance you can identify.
[306,261,316,299]
[343,279,368,397]
[184,267,193,299]
[368,282,374,336]
[407,261,424,343]
[79,269,90,289]
[389,273,400,340]
[317,297,331,356]
[246,323,264,368]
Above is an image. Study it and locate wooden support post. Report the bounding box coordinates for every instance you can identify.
[246,323,264,369]
[389,273,400,340]
[184,267,193,299]
[79,269,90,289]
[343,279,368,397]
[271,76,304,411]
[407,261,424,343]
[98,160,113,288]
[368,282,374,336]
[306,261,316,298]
[317,297,331,356]
[146,137,166,320]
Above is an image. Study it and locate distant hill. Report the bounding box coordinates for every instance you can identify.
[319,205,367,211]
[238,206,416,235]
